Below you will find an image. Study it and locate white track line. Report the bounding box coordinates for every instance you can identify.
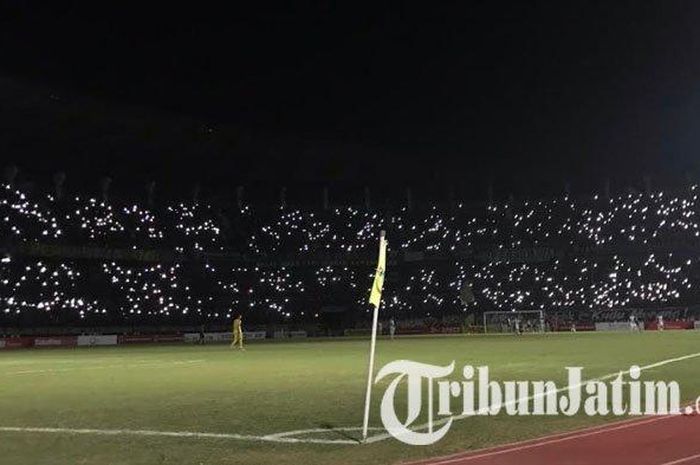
[364,351,700,444]
[660,452,700,465]
[0,352,698,445]
[401,413,684,465]
[412,415,674,465]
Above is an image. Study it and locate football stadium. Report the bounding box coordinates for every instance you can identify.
[2,178,700,465]
[4,3,700,464]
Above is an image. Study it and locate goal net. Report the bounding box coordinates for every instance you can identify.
[483,310,545,334]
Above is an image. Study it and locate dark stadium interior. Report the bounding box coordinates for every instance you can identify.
[2,2,700,197]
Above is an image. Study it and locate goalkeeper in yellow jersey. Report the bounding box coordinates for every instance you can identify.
[231,314,244,350]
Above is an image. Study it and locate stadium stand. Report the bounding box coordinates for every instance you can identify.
[3,179,700,336]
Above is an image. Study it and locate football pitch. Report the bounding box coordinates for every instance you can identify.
[0,332,699,465]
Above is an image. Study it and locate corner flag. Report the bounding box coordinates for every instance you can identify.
[369,231,387,308]
[362,230,387,441]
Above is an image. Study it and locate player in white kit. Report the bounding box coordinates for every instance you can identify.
[657,314,665,331]
[629,314,639,332]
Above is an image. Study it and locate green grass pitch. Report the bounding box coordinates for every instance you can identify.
[0,331,699,465]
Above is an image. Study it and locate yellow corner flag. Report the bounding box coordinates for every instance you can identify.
[369,230,387,308]
[363,230,387,440]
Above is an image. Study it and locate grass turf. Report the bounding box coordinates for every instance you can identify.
[0,331,698,465]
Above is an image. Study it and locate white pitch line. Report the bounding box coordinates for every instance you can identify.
[0,426,359,445]
[0,352,698,445]
[0,357,153,366]
[264,426,383,440]
[3,360,204,375]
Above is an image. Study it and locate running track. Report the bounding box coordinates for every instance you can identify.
[410,412,700,465]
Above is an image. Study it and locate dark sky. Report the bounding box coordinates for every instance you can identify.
[2,1,700,201]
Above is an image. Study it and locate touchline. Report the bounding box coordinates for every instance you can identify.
[376,360,689,446]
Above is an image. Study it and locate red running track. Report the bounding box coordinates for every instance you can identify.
[409,412,700,465]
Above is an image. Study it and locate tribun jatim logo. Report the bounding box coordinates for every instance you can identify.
[375,360,698,446]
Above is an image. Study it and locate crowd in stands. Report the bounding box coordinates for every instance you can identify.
[3,178,700,329]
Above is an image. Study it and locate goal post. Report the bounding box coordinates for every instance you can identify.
[483,310,545,334]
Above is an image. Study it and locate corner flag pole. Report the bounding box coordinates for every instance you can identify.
[362,230,387,441]
[361,295,380,441]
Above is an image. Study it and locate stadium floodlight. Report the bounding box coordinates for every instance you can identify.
[482,310,545,334]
